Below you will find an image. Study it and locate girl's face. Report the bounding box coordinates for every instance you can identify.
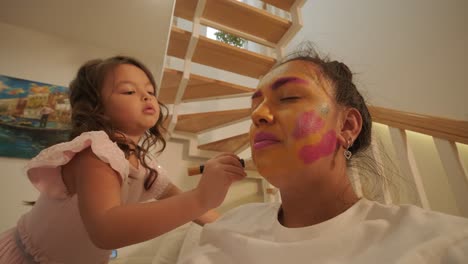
[101,64,160,139]
[250,60,342,188]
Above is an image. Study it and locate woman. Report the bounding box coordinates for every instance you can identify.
[178,48,468,264]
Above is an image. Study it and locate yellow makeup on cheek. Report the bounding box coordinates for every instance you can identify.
[298,130,337,164]
[290,105,335,164]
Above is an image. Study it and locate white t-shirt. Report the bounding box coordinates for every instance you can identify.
[178,199,468,264]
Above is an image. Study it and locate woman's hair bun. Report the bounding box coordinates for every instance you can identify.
[328,61,353,81]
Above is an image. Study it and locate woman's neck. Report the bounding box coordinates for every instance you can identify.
[278,174,359,228]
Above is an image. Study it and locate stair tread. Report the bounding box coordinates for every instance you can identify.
[159,68,255,104]
[167,27,191,59]
[175,0,291,44]
[175,108,251,133]
[198,133,250,153]
[167,27,276,78]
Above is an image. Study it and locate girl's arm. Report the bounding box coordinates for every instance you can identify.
[67,148,245,250]
[159,183,220,225]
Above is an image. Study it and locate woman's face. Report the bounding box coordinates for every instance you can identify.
[249,60,342,188]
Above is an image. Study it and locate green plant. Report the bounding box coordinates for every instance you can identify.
[214,31,246,48]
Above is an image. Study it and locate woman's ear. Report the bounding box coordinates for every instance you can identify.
[337,108,362,148]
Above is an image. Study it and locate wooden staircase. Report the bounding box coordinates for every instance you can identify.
[160,0,305,181]
[161,1,468,217]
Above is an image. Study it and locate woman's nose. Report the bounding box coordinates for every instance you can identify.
[251,102,273,126]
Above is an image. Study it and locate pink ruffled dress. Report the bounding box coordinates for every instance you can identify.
[0,131,171,264]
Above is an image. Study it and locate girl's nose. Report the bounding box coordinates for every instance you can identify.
[142,93,150,101]
[251,102,273,126]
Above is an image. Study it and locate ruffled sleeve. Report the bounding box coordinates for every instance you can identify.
[25,131,129,199]
[140,159,172,201]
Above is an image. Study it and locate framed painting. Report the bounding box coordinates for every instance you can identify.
[0,75,71,159]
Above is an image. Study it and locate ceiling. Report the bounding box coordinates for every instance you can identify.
[0,0,175,82]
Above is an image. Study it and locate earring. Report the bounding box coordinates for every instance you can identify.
[344,138,353,160]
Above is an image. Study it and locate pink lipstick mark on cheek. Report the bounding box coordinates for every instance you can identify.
[298,130,337,164]
[293,111,325,139]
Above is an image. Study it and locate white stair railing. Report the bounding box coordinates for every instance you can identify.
[370,106,468,217]
[433,138,468,217]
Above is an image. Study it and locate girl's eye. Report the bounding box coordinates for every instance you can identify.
[280,96,300,102]
[148,91,156,96]
[123,91,135,95]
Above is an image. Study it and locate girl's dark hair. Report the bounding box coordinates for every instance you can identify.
[277,45,372,156]
[69,56,168,190]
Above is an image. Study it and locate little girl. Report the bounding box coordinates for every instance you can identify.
[0,56,246,264]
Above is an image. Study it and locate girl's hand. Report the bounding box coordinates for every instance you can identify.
[195,153,246,210]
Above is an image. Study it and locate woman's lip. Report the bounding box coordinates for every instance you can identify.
[254,132,279,142]
[253,140,279,150]
[253,132,280,150]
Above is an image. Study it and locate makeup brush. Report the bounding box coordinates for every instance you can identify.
[187,158,256,176]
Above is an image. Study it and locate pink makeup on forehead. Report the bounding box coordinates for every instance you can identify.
[293,111,325,139]
[298,130,337,164]
[271,77,308,90]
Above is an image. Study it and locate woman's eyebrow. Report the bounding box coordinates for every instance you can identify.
[271,77,308,90]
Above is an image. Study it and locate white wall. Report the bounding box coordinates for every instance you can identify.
[0,23,113,87]
[0,157,35,232]
[288,0,468,121]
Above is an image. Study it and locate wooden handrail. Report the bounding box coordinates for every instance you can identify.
[369,106,468,144]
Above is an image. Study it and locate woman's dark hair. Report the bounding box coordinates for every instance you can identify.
[69,56,168,190]
[276,44,372,156]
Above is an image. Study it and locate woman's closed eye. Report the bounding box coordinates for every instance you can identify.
[280,96,301,102]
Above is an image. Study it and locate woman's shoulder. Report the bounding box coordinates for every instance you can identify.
[361,200,468,261]
[365,199,468,232]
